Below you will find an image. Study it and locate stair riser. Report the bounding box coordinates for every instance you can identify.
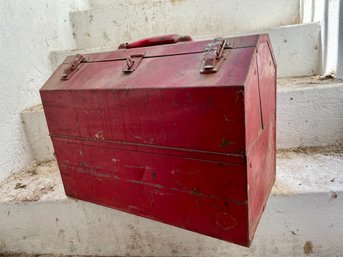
[1,193,342,256]
[277,84,343,149]
[70,0,300,49]
[50,23,321,77]
[21,107,54,163]
[268,23,321,77]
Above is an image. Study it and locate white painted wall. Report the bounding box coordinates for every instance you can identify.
[0,0,89,181]
[338,3,343,79]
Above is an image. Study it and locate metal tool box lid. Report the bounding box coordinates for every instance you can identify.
[41,34,274,91]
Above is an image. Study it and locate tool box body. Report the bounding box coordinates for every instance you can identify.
[40,34,276,246]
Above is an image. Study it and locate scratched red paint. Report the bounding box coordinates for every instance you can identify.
[40,34,276,247]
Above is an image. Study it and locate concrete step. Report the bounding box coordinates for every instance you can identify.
[87,0,300,10]
[277,77,343,149]
[21,105,54,163]
[0,149,342,256]
[69,0,300,50]
[50,22,321,77]
[49,45,117,71]
[268,22,320,77]
[21,77,343,162]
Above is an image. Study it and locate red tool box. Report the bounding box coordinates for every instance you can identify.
[40,34,276,247]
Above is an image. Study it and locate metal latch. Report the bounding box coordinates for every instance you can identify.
[122,54,145,73]
[61,54,87,80]
[200,38,229,74]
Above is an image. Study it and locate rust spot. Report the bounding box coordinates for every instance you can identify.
[192,187,201,196]
[329,191,338,202]
[304,241,313,255]
[103,32,110,41]
[169,0,182,5]
[220,138,231,148]
[14,183,27,189]
[88,14,93,23]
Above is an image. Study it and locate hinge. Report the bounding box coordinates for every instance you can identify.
[122,53,145,73]
[200,38,228,74]
[61,54,87,81]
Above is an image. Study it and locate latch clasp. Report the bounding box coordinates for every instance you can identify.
[61,54,87,80]
[122,54,145,73]
[200,38,228,74]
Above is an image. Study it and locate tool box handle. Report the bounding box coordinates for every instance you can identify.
[118,34,192,49]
